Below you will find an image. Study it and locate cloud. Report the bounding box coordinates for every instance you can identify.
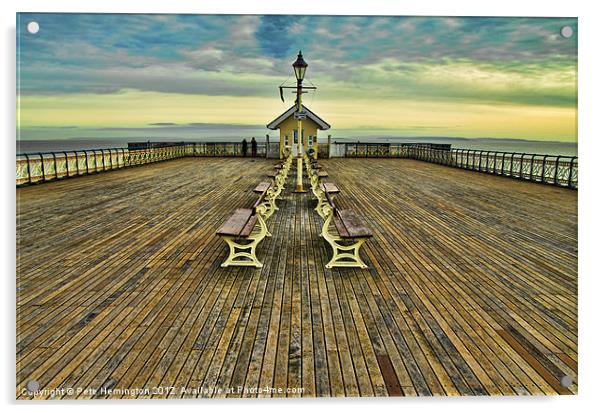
[16,13,577,140]
[255,15,296,58]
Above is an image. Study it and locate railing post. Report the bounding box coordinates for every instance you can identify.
[93,150,98,172]
[52,152,58,179]
[38,153,46,182]
[265,135,269,159]
[63,151,69,177]
[484,151,490,172]
[24,154,32,184]
[553,156,560,185]
[568,156,576,188]
[541,155,548,182]
[529,154,535,181]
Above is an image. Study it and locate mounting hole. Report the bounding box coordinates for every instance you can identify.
[26,380,40,392]
[560,375,573,388]
[26,21,40,34]
[560,26,573,38]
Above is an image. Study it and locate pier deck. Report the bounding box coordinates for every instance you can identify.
[16,157,577,398]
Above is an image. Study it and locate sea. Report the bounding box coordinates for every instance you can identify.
[16,136,578,157]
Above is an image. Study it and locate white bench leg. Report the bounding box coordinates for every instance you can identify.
[323,237,369,269]
[220,236,264,268]
[219,213,269,268]
[320,206,369,269]
[313,188,327,220]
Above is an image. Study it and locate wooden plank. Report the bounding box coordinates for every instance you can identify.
[239,215,258,238]
[497,330,572,395]
[336,209,372,238]
[332,215,350,238]
[376,355,402,396]
[216,208,253,236]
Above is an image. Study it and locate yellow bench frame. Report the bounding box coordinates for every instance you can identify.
[319,203,370,269]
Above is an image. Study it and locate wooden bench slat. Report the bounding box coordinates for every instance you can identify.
[252,188,269,209]
[333,215,350,238]
[253,181,272,193]
[320,182,340,194]
[216,208,254,236]
[318,171,329,177]
[267,171,278,178]
[325,190,336,208]
[239,215,258,237]
[336,209,373,238]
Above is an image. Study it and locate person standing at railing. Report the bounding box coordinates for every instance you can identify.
[242,138,248,157]
[251,137,257,157]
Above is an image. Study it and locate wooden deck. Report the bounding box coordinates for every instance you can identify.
[16,157,577,398]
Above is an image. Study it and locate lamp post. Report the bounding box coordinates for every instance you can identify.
[292,51,308,193]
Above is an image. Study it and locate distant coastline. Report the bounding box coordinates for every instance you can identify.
[16,136,578,157]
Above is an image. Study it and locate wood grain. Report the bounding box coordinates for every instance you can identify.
[16,157,577,398]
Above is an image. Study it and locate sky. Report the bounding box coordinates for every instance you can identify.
[16,14,577,142]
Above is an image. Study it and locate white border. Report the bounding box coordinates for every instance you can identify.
[3,1,600,413]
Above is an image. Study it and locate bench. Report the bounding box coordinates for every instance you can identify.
[312,182,340,219]
[318,190,372,269]
[268,156,292,197]
[306,161,338,217]
[253,181,281,219]
[216,153,293,268]
[267,170,286,199]
[217,189,272,268]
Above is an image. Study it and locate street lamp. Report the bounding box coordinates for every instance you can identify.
[293,51,307,193]
[293,51,307,82]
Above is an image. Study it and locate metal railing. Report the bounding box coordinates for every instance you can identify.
[189,142,267,157]
[443,149,577,189]
[16,141,577,189]
[341,142,577,189]
[16,142,268,186]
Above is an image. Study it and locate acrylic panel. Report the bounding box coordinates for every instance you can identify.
[16,13,577,399]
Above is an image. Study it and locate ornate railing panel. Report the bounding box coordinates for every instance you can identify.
[17,141,271,186]
[442,150,578,188]
[341,142,576,189]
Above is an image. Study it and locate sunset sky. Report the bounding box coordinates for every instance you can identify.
[17,14,577,142]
